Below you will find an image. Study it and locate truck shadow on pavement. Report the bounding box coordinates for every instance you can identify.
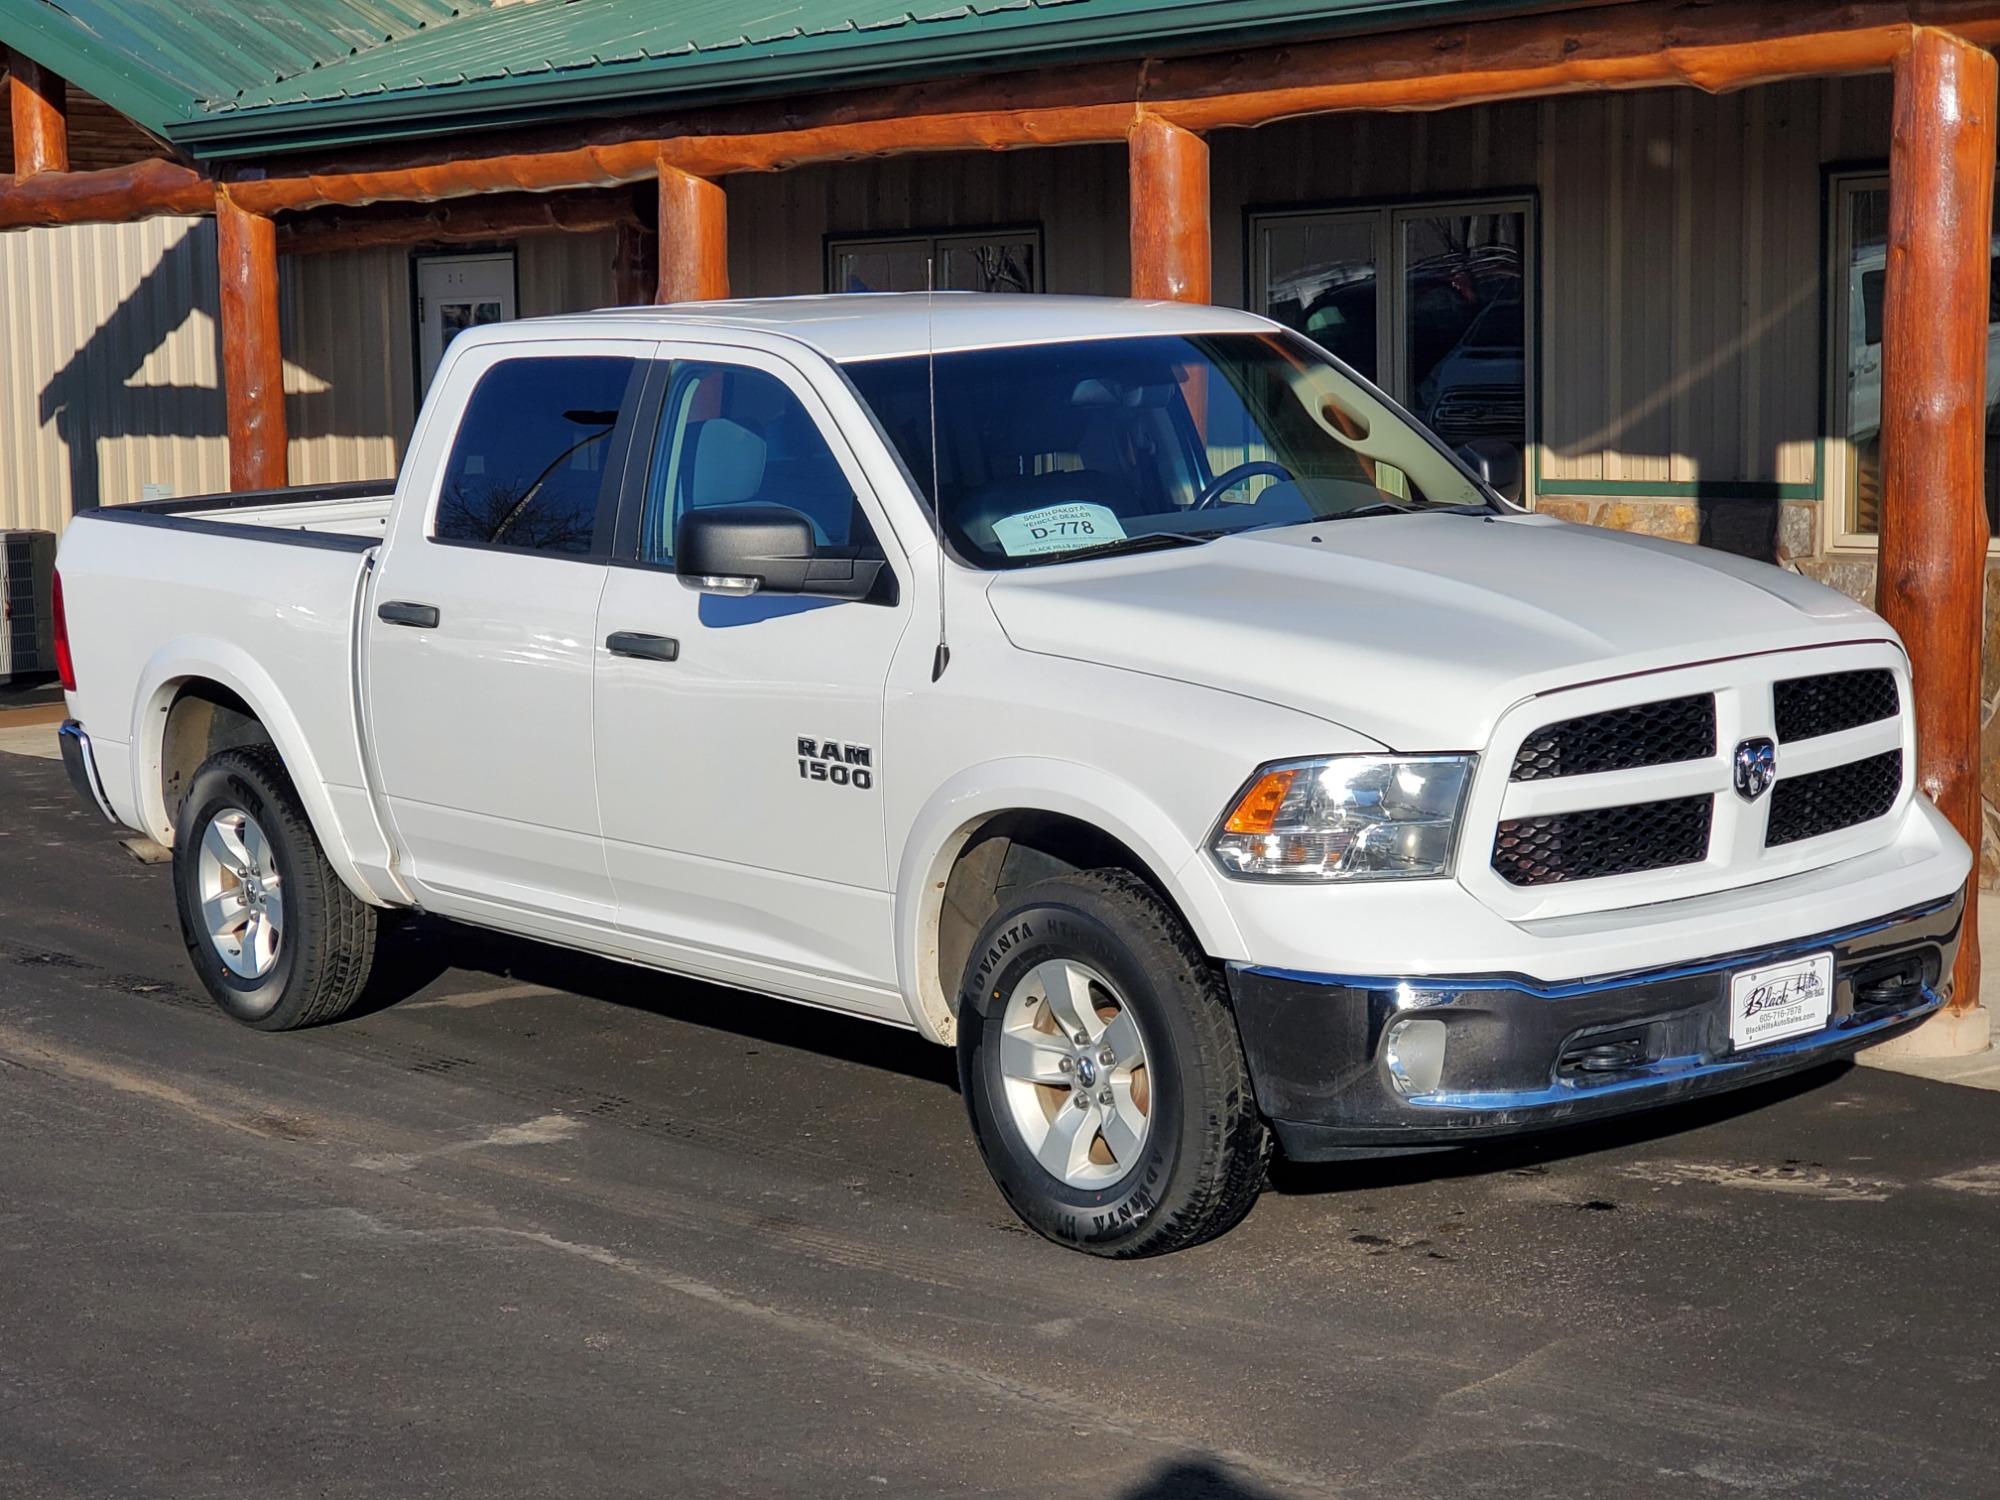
[355,911,959,1089]
[1265,1059,1854,1198]
[1116,1460,1287,1500]
[352,913,1860,1197]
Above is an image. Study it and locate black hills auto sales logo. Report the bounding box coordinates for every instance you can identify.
[1741,968,1825,1017]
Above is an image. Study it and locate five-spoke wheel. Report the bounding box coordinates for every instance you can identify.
[997,958,1153,1187]
[195,807,285,980]
[959,869,1269,1256]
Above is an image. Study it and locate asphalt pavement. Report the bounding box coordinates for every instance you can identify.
[2,745,1998,1499]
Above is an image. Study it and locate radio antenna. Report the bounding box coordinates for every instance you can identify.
[927,258,950,681]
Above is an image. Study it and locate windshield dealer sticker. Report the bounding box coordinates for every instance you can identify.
[992,502,1127,557]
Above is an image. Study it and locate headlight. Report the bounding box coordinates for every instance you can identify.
[1209,755,1475,881]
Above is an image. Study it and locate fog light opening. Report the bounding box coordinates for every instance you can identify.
[1385,1017,1448,1098]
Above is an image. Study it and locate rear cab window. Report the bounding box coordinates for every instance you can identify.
[434,354,645,556]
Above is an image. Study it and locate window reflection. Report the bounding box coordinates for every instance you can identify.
[830,230,1042,294]
[1404,213,1525,451]
[1259,217,1378,380]
[1840,182,2000,536]
[1257,201,1529,455]
[435,357,636,555]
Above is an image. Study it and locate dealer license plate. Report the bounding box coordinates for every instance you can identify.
[1729,952,1834,1051]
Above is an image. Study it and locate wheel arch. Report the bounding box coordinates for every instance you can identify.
[129,639,387,907]
[893,758,1246,1044]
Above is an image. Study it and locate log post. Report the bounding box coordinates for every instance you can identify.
[8,48,68,176]
[656,158,728,303]
[215,187,289,492]
[1128,112,1210,303]
[1876,27,1997,1043]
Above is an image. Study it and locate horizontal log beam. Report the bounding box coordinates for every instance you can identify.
[226,140,660,216]
[10,1,2000,232]
[0,157,211,228]
[212,2,2000,195]
[276,188,641,254]
[658,102,1137,176]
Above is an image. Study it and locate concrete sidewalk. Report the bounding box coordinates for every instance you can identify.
[0,702,63,759]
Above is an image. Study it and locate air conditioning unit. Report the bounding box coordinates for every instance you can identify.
[1,531,57,682]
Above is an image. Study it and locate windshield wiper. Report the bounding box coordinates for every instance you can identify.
[1036,531,1216,565]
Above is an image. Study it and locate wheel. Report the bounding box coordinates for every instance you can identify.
[956,869,1270,1256]
[172,745,377,1030]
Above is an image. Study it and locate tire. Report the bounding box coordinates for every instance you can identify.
[172,745,377,1030]
[956,869,1269,1257]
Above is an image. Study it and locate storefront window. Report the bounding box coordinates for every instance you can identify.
[828,228,1042,294]
[1254,197,1531,454]
[1832,174,2000,541]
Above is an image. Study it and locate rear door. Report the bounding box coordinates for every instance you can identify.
[592,344,913,1009]
[365,340,650,932]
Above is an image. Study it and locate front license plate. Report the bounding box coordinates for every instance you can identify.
[1729,952,1834,1051]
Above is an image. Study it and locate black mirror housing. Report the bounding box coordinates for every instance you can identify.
[1455,438,1525,504]
[674,504,892,603]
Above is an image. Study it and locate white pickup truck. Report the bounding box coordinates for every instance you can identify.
[53,294,1969,1256]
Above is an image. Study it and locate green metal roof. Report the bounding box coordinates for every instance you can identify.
[0,0,1558,160]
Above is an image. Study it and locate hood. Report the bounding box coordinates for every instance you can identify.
[984,514,1892,751]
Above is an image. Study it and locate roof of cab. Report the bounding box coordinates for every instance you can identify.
[572,293,1280,363]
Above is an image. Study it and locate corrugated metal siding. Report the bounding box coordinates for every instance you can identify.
[1536,81,1835,490]
[0,215,229,528]
[1210,98,1544,303]
[280,247,412,487]
[1211,80,1887,497]
[518,231,617,318]
[727,144,1130,299]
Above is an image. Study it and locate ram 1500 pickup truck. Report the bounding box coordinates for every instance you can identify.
[52,294,1970,1256]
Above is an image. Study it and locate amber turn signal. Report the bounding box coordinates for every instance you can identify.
[1222,768,1298,834]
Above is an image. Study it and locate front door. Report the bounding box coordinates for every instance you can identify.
[592,347,913,1010]
[417,252,517,391]
[367,341,648,932]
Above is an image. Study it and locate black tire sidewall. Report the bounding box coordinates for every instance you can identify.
[958,887,1199,1252]
[174,757,306,1027]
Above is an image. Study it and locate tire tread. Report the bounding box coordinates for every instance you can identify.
[175,744,377,1030]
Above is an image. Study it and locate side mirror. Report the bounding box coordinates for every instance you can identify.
[1455,438,1524,504]
[674,504,889,602]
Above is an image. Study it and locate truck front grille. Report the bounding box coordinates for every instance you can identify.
[1475,650,1908,909]
[1773,669,1899,743]
[1509,694,1716,782]
[1765,750,1903,847]
[1491,795,1713,886]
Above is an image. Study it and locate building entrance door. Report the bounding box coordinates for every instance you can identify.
[416,252,516,390]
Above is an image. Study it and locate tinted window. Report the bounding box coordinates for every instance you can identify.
[436,356,638,554]
[844,333,1485,570]
[639,362,877,564]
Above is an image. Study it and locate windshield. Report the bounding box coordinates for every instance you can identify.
[842,331,1488,569]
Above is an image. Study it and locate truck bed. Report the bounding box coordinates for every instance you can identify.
[56,482,388,860]
[121,480,395,541]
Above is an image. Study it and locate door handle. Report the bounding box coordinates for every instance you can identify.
[606,630,680,662]
[377,600,440,629]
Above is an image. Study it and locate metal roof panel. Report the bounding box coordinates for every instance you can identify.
[0,0,1564,155]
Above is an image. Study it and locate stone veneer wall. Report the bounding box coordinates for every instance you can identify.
[1535,495,2000,887]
